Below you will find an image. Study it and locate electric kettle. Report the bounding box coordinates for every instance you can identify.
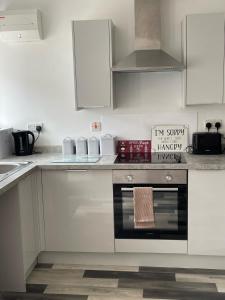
[12,131,35,156]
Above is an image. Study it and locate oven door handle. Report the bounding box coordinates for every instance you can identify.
[121,187,179,192]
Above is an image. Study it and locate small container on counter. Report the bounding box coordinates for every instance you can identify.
[62,137,74,156]
[76,137,88,156]
[88,137,100,156]
[100,134,116,155]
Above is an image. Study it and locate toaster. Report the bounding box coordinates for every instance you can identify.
[192,132,222,155]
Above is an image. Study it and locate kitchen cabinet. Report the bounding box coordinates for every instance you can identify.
[18,170,43,276]
[184,13,225,105]
[0,170,43,292]
[72,20,113,109]
[188,170,225,256]
[42,170,114,252]
[0,186,26,292]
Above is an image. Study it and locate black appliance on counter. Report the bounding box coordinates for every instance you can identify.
[12,131,35,156]
[192,132,222,155]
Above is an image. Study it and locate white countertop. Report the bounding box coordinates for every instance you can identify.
[0,152,225,196]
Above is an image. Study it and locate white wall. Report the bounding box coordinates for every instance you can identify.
[0,0,224,146]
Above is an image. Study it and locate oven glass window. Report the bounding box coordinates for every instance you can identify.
[114,184,187,240]
[122,190,178,231]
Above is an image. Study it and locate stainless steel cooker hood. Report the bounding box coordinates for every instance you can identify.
[112,0,184,73]
[112,49,184,73]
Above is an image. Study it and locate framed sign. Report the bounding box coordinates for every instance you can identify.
[151,125,188,152]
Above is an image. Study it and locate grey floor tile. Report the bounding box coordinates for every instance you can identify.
[143,289,225,300]
[217,282,225,292]
[87,296,170,300]
[53,264,139,272]
[176,273,225,284]
[84,270,175,281]
[0,293,87,300]
[26,284,47,294]
[33,278,118,289]
[140,266,225,275]
[119,278,217,292]
[45,286,143,299]
[27,269,84,285]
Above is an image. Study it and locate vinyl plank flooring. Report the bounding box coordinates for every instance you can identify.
[143,289,225,300]
[0,293,87,300]
[53,265,139,272]
[84,270,175,281]
[26,284,47,294]
[45,286,143,299]
[141,266,225,275]
[217,283,225,293]
[119,278,217,292]
[176,273,225,284]
[30,278,118,289]
[27,269,84,285]
[24,265,225,300]
[87,296,171,300]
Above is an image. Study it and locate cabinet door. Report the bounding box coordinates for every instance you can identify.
[73,20,113,109]
[18,171,41,276]
[185,13,225,105]
[188,170,225,256]
[42,170,114,252]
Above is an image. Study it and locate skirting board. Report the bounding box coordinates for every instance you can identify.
[39,252,225,270]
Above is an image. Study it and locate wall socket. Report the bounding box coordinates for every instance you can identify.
[28,122,43,132]
[204,119,222,130]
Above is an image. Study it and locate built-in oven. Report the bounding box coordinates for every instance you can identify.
[113,170,187,241]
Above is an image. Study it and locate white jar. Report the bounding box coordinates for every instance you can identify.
[88,137,100,156]
[62,137,74,156]
[100,134,116,155]
[76,137,88,156]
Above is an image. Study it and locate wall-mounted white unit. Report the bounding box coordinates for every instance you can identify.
[183,13,225,105]
[72,20,113,109]
[0,9,43,42]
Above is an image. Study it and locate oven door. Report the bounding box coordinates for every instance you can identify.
[113,183,187,240]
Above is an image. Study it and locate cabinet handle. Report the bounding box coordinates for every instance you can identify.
[66,170,88,172]
[121,188,178,192]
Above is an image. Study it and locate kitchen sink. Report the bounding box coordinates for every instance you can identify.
[0,162,32,182]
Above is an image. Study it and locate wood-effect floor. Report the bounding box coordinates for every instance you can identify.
[2,264,225,300]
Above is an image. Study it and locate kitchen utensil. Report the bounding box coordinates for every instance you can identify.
[76,137,88,156]
[100,134,116,155]
[88,137,100,156]
[62,137,74,155]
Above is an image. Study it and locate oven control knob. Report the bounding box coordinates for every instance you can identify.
[166,175,173,182]
[127,175,134,182]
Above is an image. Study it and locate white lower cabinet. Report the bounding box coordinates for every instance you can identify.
[42,170,114,252]
[188,170,225,256]
[18,170,43,276]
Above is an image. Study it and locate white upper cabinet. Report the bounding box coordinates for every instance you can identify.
[188,170,225,256]
[72,20,113,109]
[184,13,225,105]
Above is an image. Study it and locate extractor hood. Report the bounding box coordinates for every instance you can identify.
[112,0,184,73]
[112,49,184,73]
